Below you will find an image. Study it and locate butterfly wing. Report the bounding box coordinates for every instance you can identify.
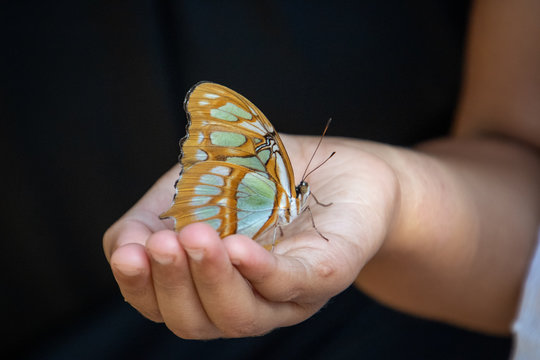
[160,82,298,240]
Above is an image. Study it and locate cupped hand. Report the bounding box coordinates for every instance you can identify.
[102,134,399,339]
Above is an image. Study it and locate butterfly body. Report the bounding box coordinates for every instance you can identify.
[161,82,310,244]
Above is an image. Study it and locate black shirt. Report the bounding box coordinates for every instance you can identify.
[2,1,511,358]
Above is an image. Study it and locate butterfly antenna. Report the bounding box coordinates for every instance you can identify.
[301,118,332,181]
[303,151,336,180]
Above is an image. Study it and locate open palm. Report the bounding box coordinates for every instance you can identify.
[103,134,399,339]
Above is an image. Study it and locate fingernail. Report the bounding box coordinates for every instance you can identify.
[151,251,174,265]
[114,263,142,277]
[184,247,204,262]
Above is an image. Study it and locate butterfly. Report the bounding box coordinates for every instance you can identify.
[160,81,329,247]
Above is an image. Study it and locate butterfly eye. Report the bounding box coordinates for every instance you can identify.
[296,181,310,196]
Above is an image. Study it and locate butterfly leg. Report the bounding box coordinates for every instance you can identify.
[271,225,279,252]
[311,192,333,207]
[269,226,284,252]
[307,205,329,241]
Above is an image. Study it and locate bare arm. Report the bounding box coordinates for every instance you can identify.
[102,0,540,339]
[355,0,540,335]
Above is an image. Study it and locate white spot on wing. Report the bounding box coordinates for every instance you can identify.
[275,153,292,197]
[289,194,299,218]
[195,206,220,220]
[239,121,267,135]
[217,198,228,206]
[194,185,220,195]
[200,174,224,186]
[195,149,208,161]
[191,196,211,206]
[211,166,231,176]
[204,93,220,99]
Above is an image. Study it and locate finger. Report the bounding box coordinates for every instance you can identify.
[110,243,163,322]
[179,223,306,337]
[103,164,181,261]
[146,230,222,339]
[224,234,345,305]
[103,217,154,261]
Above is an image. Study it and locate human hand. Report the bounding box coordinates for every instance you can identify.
[102,134,399,339]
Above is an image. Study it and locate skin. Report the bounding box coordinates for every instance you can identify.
[103,0,540,339]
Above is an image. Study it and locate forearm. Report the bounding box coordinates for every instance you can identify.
[354,136,540,334]
[354,0,540,335]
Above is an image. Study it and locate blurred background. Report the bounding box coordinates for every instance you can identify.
[2,1,512,358]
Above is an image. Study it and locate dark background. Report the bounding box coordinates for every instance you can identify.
[2,1,512,358]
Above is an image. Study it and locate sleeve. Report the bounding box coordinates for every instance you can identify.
[512,228,540,359]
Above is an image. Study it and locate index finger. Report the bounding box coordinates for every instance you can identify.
[179,223,308,337]
[103,164,180,260]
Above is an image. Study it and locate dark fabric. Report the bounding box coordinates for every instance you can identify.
[29,287,511,360]
[177,0,468,143]
[2,0,511,358]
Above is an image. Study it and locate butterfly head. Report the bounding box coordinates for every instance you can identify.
[295,180,311,210]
